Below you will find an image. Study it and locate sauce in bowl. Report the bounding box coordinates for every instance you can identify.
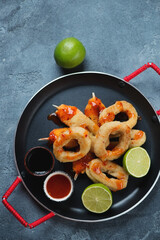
[24,147,54,176]
[43,171,73,201]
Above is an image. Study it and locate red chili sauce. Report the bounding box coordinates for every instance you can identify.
[85,97,105,124]
[47,112,64,126]
[56,105,77,122]
[72,152,95,174]
[46,174,71,199]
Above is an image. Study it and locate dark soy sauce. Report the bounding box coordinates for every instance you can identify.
[47,113,64,127]
[24,147,54,176]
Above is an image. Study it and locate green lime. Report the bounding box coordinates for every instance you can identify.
[123,147,151,178]
[81,183,113,213]
[54,37,86,69]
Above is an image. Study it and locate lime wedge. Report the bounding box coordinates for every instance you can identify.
[123,147,151,178]
[81,183,112,213]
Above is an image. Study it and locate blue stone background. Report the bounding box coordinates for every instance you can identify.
[0,0,160,239]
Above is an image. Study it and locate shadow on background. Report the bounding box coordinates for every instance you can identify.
[58,61,87,75]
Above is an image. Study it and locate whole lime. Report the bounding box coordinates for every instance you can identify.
[54,37,86,69]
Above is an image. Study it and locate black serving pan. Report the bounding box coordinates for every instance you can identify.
[14,70,160,222]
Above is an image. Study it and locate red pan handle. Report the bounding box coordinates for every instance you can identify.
[2,176,55,229]
[123,62,160,116]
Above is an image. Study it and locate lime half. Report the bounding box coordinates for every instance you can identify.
[81,183,112,213]
[123,147,151,178]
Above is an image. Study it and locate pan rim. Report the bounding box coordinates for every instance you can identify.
[14,70,160,222]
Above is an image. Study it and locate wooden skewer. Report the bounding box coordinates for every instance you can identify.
[74,173,79,181]
[38,137,49,141]
[52,104,59,109]
[92,92,96,99]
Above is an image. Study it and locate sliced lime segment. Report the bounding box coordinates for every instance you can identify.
[81,183,112,213]
[123,147,151,178]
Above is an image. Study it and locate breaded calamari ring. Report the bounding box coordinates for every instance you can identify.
[94,121,131,161]
[55,104,99,135]
[129,129,146,148]
[86,159,129,191]
[53,127,91,162]
[99,100,138,128]
[39,128,78,148]
[85,166,98,183]
[109,129,146,148]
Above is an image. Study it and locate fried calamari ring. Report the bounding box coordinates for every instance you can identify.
[94,121,131,161]
[129,129,146,148]
[99,100,138,128]
[55,104,99,135]
[109,129,146,148]
[86,159,129,191]
[85,166,98,183]
[39,128,78,148]
[53,127,91,162]
[110,129,146,148]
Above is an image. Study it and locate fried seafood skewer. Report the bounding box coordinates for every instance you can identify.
[39,94,104,151]
[38,128,68,142]
[38,128,78,148]
[84,92,105,125]
[94,121,131,161]
[86,159,129,191]
[130,129,146,148]
[99,100,138,128]
[108,129,146,149]
[54,104,99,135]
[53,127,91,163]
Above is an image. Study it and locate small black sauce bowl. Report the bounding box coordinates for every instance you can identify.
[24,146,55,177]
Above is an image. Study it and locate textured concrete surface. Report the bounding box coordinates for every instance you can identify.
[0,0,160,239]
